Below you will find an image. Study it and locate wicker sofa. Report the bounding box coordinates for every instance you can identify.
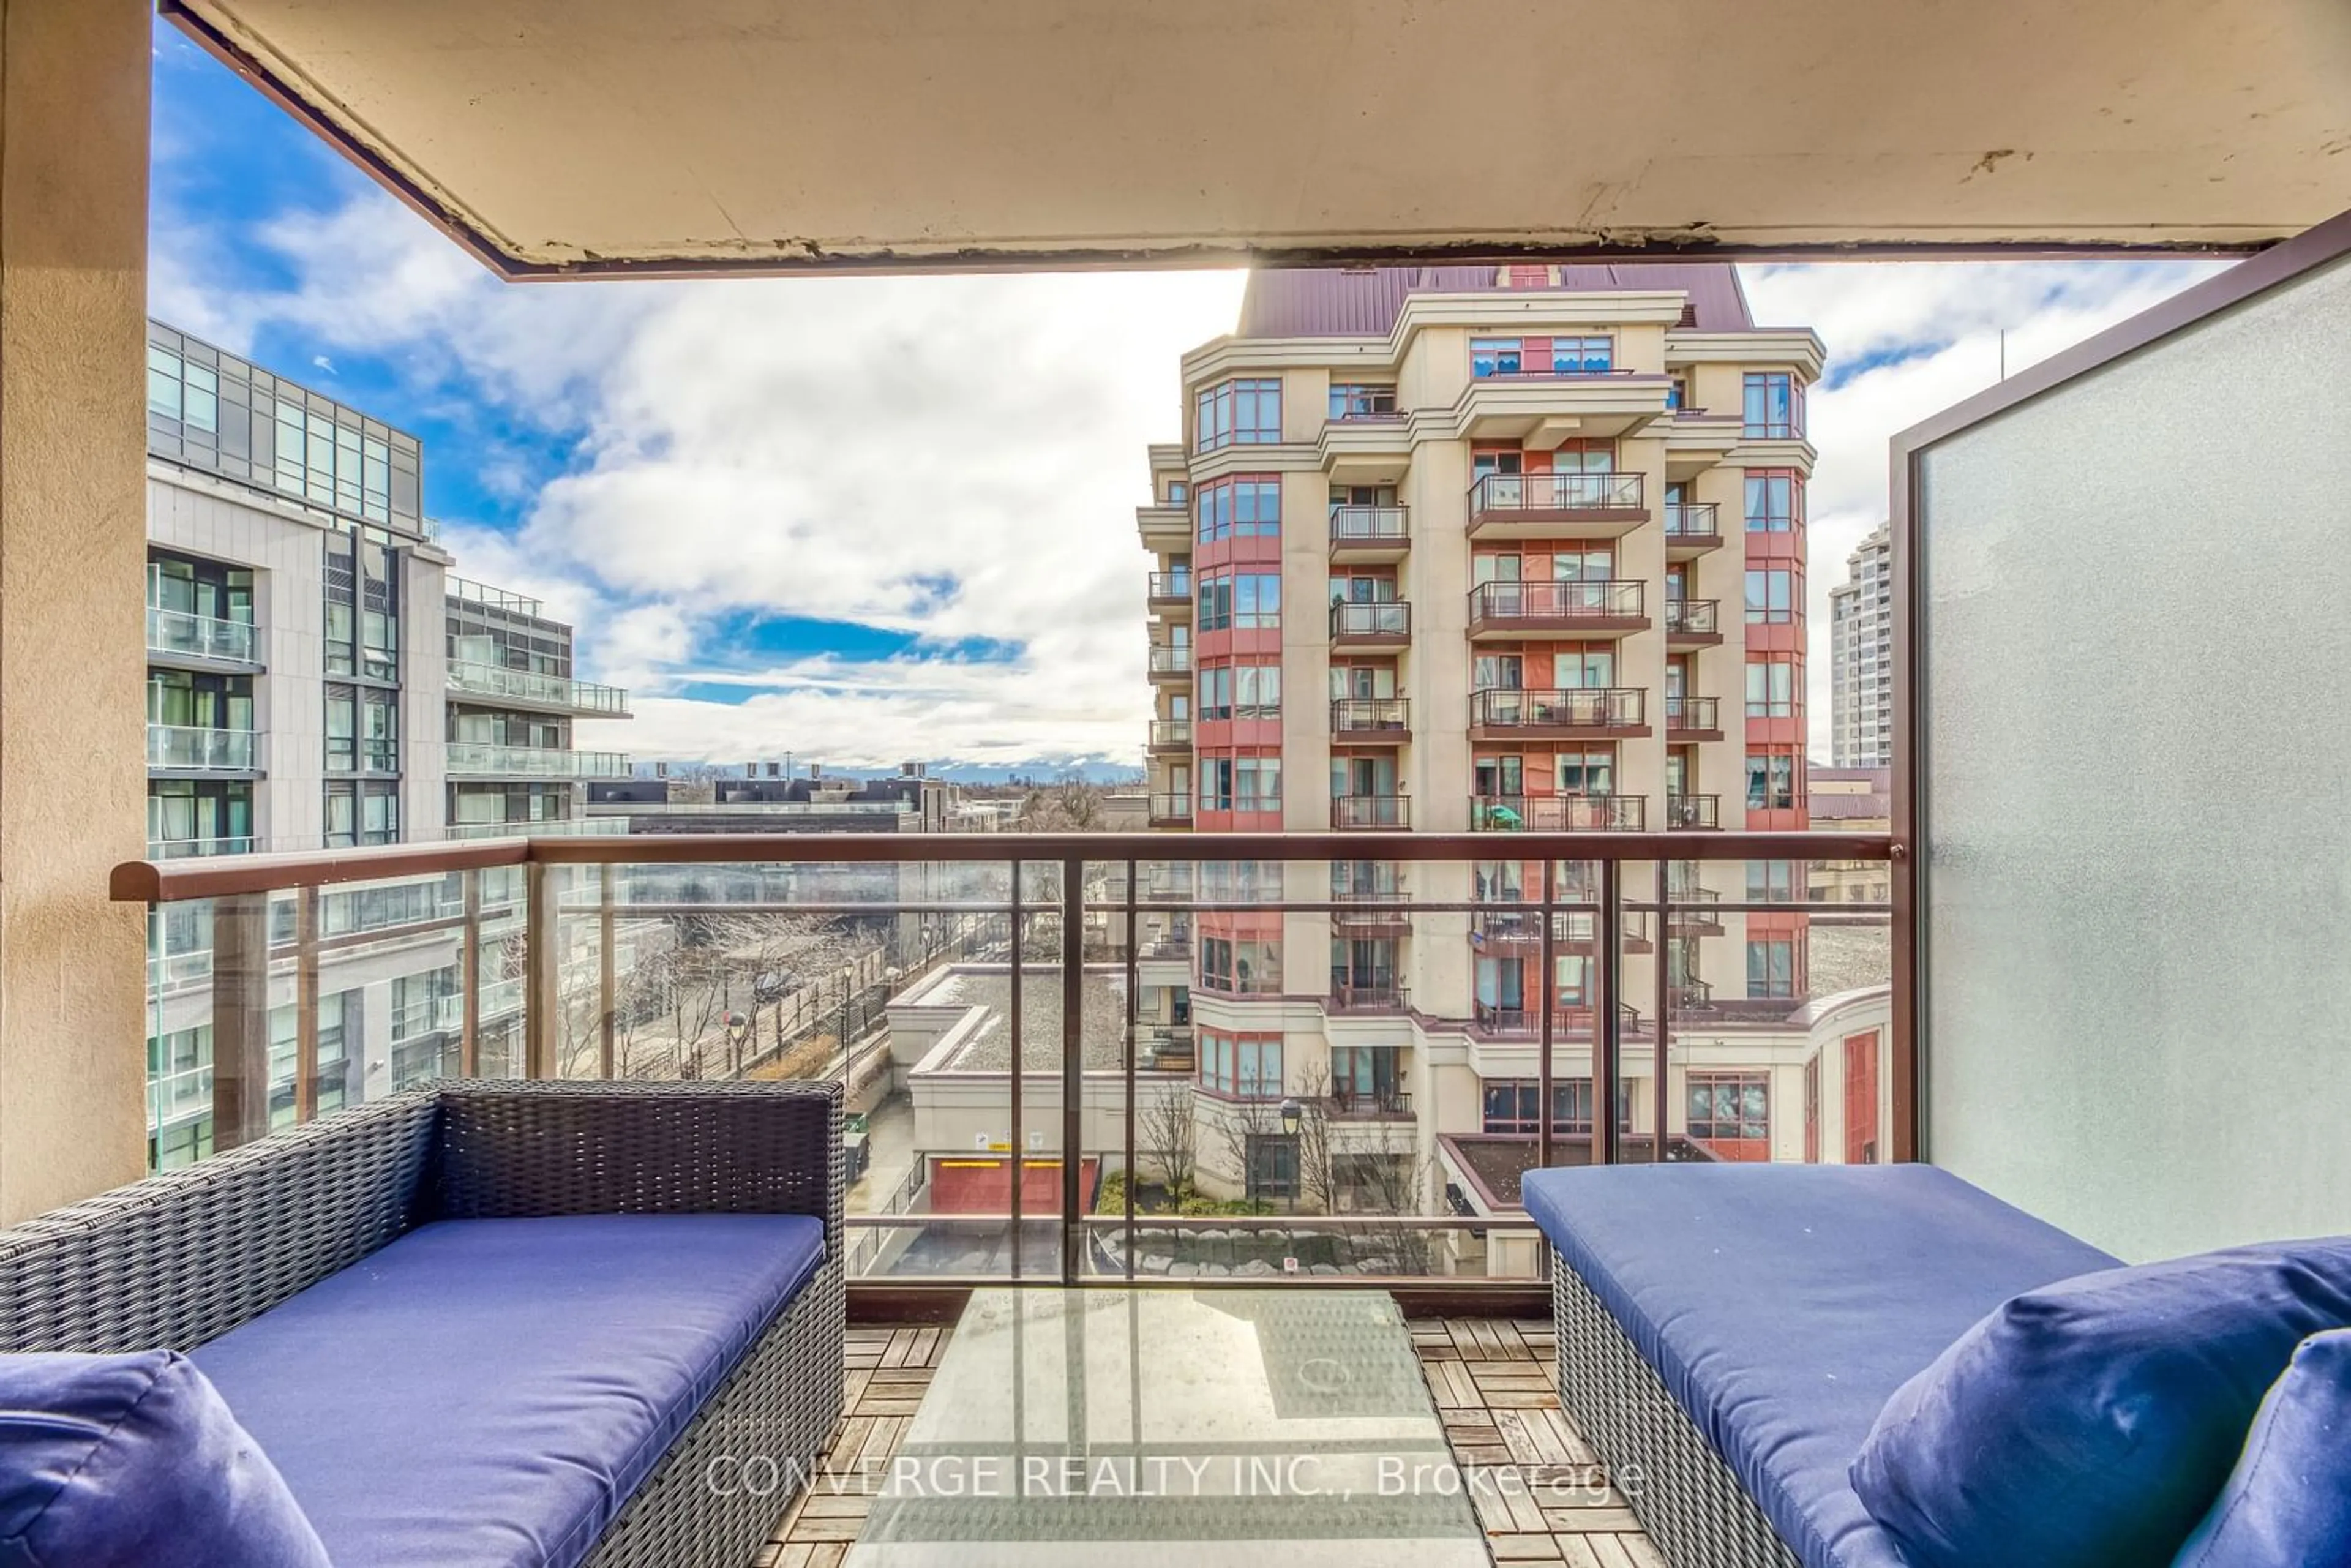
[0,1079,846,1568]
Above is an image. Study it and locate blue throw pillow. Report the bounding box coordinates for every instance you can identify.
[1849,1238,2351,1568]
[0,1349,329,1568]
[2173,1329,2351,1567]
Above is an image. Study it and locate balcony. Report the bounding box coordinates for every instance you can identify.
[1147,792,1193,827]
[1327,976,1408,1013]
[1327,505,1411,563]
[1146,645,1192,683]
[1668,885,1727,936]
[146,606,260,668]
[1331,697,1410,743]
[1147,719,1192,755]
[1134,501,1188,552]
[1472,794,1646,831]
[1665,598,1723,647]
[1666,696,1723,741]
[1466,687,1648,741]
[1330,877,1412,937]
[1466,472,1647,539]
[1466,579,1648,639]
[1328,600,1411,649]
[1146,572,1192,613]
[1665,793,1722,830]
[146,724,260,774]
[148,835,258,860]
[1453,367,1673,446]
[1472,909,1653,955]
[1327,1086,1413,1120]
[1469,1001,1649,1040]
[444,744,632,780]
[1671,979,1718,1013]
[1663,502,1724,557]
[444,660,632,718]
[1330,793,1410,830]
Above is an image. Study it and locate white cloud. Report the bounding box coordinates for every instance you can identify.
[155,192,2232,770]
[1741,259,2229,757]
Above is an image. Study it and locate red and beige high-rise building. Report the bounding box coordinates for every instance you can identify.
[1135,265,1828,1205]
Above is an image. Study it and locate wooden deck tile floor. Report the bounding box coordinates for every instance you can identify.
[755,1316,1660,1568]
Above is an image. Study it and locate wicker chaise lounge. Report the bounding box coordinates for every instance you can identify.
[0,1079,846,1568]
[1523,1163,2117,1568]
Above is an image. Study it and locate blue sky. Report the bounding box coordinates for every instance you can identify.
[149,20,2229,767]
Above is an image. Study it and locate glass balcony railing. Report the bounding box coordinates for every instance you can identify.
[1468,471,1645,519]
[146,606,259,664]
[444,743,631,779]
[1329,601,1411,640]
[148,835,257,860]
[1665,598,1720,637]
[146,724,258,771]
[444,659,630,715]
[114,829,1895,1286]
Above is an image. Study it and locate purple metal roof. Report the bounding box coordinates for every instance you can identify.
[1235,262,1755,338]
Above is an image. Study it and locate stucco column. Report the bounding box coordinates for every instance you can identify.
[0,0,152,1220]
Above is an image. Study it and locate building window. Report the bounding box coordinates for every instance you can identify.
[1742,372,1801,438]
[1745,748,1799,811]
[1480,1078,1630,1135]
[324,780,400,848]
[1245,1135,1298,1202]
[1469,337,1524,377]
[1194,664,1279,721]
[1745,658,1798,718]
[1329,383,1398,419]
[1687,1073,1769,1144]
[1744,471,1798,532]
[1744,568,1796,623]
[1196,378,1281,451]
[1198,938,1281,997]
[1196,476,1282,542]
[1199,1029,1283,1095]
[1228,572,1281,629]
[1197,574,1230,631]
[1198,754,1281,814]
[1746,860,1800,901]
[1166,481,1188,505]
[1551,336,1614,374]
[1747,939,1798,999]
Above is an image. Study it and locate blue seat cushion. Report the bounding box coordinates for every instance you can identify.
[1853,1237,2351,1568]
[0,1348,329,1568]
[2174,1327,2351,1568]
[192,1213,825,1568]
[1521,1163,2117,1568]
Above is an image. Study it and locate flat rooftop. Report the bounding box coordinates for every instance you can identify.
[905,966,1131,1073]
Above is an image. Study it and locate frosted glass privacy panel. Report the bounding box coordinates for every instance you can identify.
[1920,250,2351,1262]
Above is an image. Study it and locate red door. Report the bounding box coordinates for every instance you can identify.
[1843,1030,1881,1164]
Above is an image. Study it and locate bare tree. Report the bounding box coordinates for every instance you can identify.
[1019,773,1109,832]
[1136,1083,1197,1201]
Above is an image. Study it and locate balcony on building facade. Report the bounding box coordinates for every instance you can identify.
[1472,793,1646,832]
[1330,793,1410,831]
[1147,792,1193,828]
[1466,687,1647,742]
[1666,879,1727,936]
[1469,1000,1650,1041]
[146,607,261,669]
[1665,598,1723,647]
[1453,366,1673,446]
[1665,696,1722,742]
[146,724,260,774]
[1466,472,1647,539]
[1139,1026,1194,1074]
[1329,600,1411,649]
[444,744,632,780]
[1326,1086,1413,1121]
[1136,501,1188,553]
[1146,572,1192,613]
[1663,502,1723,557]
[1327,505,1411,563]
[1330,874,1412,937]
[1670,979,1719,1015]
[1665,793,1722,831]
[1147,719,1193,756]
[1466,580,1648,640]
[444,661,632,719]
[148,835,257,860]
[1331,698,1410,743]
[1471,908,1653,955]
[1140,924,1193,961]
[1327,975,1408,1014]
[1147,645,1192,683]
